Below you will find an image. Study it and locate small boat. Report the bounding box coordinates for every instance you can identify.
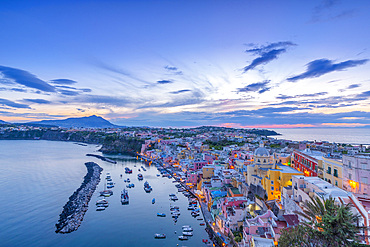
[200,223,205,226]
[191,211,200,217]
[182,231,193,236]
[183,227,193,232]
[96,206,106,211]
[156,174,160,177]
[152,198,155,204]
[96,199,109,207]
[157,213,166,217]
[127,178,130,183]
[154,233,166,239]
[197,218,203,221]
[138,174,143,180]
[100,190,113,197]
[121,189,129,204]
[107,184,114,188]
[178,236,188,240]
[182,225,191,229]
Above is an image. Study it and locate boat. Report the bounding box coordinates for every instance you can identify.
[96,206,106,211]
[182,225,191,229]
[152,198,155,204]
[144,181,152,192]
[178,236,188,240]
[127,178,130,183]
[121,189,129,204]
[156,174,160,177]
[191,211,200,217]
[154,233,166,239]
[100,190,113,197]
[138,174,143,180]
[125,167,132,174]
[96,199,109,207]
[170,195,178,201]
[200,223,205,226]
[157,213,166,217]
[197,218,203,221]
[188,205,194,210]
[182,231,193,236]
[183,227,193,232]
[107,184,114,188]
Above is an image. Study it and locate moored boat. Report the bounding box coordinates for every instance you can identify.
[154,233,166,239]
[100,190,113,197]
[152,198,155,204]
[157,213,166,217]
[138,173,143,180]
[182,231,193,236]
[121,189,129,204]
[178,236,188,240]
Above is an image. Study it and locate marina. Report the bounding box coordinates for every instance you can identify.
[0,140,210,247]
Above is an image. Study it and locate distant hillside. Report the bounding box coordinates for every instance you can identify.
[0,120,8,124]
[28,115,120,128]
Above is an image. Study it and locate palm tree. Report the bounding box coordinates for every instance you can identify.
[294,196,364,247]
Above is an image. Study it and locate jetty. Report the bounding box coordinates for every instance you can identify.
[86,153,117,164]
[55,162,103,233]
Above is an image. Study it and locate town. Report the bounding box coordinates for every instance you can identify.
[1,124,370,246]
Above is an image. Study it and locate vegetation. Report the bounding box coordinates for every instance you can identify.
[279,197,365,247]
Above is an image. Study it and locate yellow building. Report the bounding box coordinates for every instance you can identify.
[320,157,343,188]
[262,164,303,201]
[202,165,214,180]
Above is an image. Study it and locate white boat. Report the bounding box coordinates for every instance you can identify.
[182,225,191,229]
[178,236,188,240]
[96,206,106,211]
[182,231,193,236]
[154,233,166,239]
[96,199,109,207]
[183,227,193,232]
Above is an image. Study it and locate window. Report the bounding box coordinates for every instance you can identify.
[271,180,274,185]
[327,167,331,175]
[362,163,367,170]
[334,169,338,178]
[349,174,352,180]
[335,180,338,186]
[348,161,352,169]
[362,177,368,184]
[271,186,274,191]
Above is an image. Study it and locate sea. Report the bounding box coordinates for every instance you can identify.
[271,128,370,145]
[0,140,209,247]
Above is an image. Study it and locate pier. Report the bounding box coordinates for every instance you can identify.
[55,162,103,234]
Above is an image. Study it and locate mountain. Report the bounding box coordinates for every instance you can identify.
[28,115,121,128]
[0,120,8,124]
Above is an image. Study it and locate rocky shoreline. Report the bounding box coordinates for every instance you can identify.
[55,162,103,234]
[86,153,117,164]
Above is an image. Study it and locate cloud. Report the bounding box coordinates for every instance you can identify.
[157,79,174,84]
[276,92,327,99]
[49,79,77,85]
[243,42,296,72]
[0,98,30,109]
[169,89,191,94]
[0,66,56,92]
[74,95,137,107]
[237,80,271,94]
[287,58,368,82]
[164,65,183,75]
[24,98,52,104]
[356,90,370,99]
[55,85,92,96]
[0,87,28,93]
[347,83,361,89]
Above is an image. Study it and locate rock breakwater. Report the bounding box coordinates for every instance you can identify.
[55,162,103,234]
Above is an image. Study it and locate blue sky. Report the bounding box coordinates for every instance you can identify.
[0,0,369,128]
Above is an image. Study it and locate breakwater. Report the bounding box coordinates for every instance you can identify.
[55,162,103,234]
[86,154,117,164]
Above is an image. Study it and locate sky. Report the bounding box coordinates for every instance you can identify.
[0,0,369,128]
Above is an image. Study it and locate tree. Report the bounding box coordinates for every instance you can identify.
[279,197,365,247]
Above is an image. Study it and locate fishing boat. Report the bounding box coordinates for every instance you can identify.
[121,189,129,204]
[152,198,155,204]
[178,236,188,240]
[96,199,109,207]
[144,181,152,192]
[182,231,193,236]
[96,206,106,211]
[154,233,166,239]
[157,213,166,217]
[100,190,113,197]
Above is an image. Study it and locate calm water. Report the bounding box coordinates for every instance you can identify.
[272,128,370,145]
[0,140,209,247]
